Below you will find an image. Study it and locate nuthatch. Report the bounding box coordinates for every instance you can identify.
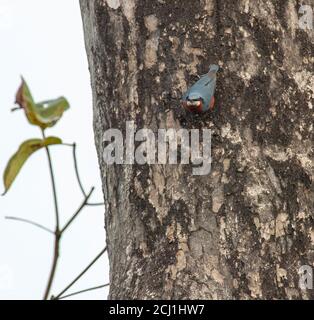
[181,64,219,113]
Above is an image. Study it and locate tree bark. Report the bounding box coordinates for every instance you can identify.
[80,0,314,299]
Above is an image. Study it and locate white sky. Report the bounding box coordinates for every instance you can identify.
[0,0,109,299]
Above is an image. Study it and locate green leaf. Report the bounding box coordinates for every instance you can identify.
[36,97,70,127]
[15,78,70,129]
[2,137,62,195]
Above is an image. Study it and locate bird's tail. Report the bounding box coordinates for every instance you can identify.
[209,64,219,73]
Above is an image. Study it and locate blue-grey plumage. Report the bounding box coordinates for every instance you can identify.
[181,64,219,113]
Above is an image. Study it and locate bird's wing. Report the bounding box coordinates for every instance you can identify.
[181,87,191,100]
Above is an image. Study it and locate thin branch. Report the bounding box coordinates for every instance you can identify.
[86,201,105,206]
[42,129,61,301]
[60,142,74,147]
[42,130,60,231]
[45,231,61,300]
[53,247,107,300]
[5,216,54,234]
[72,143,87,197]
[60,142,104,206]
[71,143,105,207]
[60,187,94,234]
[57,283,109,300]
[41,138,103,299]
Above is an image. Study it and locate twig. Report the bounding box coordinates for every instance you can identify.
[72,143,87,197]
[86,201,105,206]
[61,187,94,234]
[62,142,104,206]
[42,130,60,230]
[5,216,54,234]
[34,137,104,300]
[53,247,107,300]
[60,142,74,147]
[57,283,109,300]
[42,129,61,300]
[11,106,22,112]
[72,143,105,206]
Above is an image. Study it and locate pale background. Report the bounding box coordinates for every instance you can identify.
[0,0,109,299]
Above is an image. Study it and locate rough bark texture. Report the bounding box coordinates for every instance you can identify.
[80,0,314,299]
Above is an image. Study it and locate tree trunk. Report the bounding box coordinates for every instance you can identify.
[80,0,314,299]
